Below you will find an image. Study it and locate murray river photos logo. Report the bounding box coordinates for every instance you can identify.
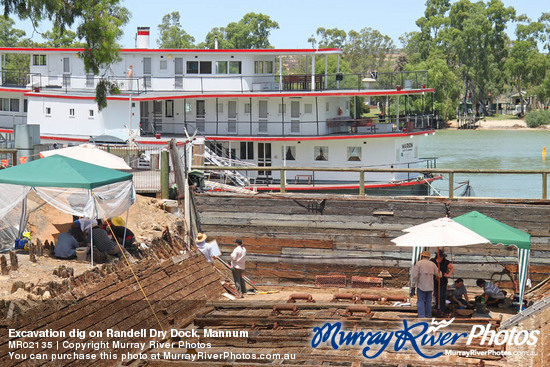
[310,319,539,359]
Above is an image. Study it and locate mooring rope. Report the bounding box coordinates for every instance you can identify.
[92,192,165,333]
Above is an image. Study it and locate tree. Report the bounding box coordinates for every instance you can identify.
[0,17,30,83]
[308,27,347,49]
[42,26,86,47]
[202,13,279,49]
[344,27,395,74]
[2,0,129,110]
[505,17,546,115]
[157,12,195,49]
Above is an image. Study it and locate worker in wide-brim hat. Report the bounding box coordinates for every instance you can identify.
[411,249,439,318]
[195,233,215,264]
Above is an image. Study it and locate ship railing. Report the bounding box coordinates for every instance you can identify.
[138,116,436,137]
[7,70,431,94]
[0,69,41,88]
[190,165,550,200]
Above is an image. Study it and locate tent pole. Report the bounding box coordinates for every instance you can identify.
[90,225,94,267]
[122,209,130,249]
[17,195,27,238]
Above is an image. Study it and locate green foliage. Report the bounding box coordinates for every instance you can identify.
[308,27,346,48]
[202,12,279,49]
[0,17,30,75]
[344,28,395,74]
[2,0,129,110]
[525,109,550,128]
[42,27,86,47]
[157,11,195,49]
[95,79,120,111]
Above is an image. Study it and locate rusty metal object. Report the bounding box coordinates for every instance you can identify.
[344,305,372,316]
[272,304,299,315]
[351,276,383,288]
[384,295,408,302]
[315,274,346,288]
[287,293,315,303]
[356,294,381,302]
[332,293,356,302]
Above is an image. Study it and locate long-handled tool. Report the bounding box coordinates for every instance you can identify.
[216,257,257,290]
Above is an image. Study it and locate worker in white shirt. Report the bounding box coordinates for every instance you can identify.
[230,238,247,296]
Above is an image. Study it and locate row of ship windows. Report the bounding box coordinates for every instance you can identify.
[237,142,362,162]
[0,98,27,113]
[145,100,334,118]
[44,107,94,118]
[32,54,275,75]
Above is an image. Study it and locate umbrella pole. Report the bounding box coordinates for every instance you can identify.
[437,246,441,311]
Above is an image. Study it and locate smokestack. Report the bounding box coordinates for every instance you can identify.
[136,27,150,49]
[214,36,219,50]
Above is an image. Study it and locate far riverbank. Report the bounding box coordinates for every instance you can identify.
[446,118,537,130]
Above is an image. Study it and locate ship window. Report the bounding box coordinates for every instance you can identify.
[86,74,94,87]
[160,60,168,70]
[216,61,228,74]
[229,61,241,74]
[244,103,251,114]
[314,146,328,161]
[9,99,19,112]
[32,55,46,66]
[304,103,313,114]
[185,101,192,113]
[1,98,19,112]
[89,109,94,117]
[23,99,28,113]
[45,107,51,115]
[283,146,296,161]
[254,61,273,74]
[69,108,75,117]
[326,102,330,112]
[165,100,174,118]
[217,103,224,113]
[187,61,198,74]
[347,147,362,161]
[200,61,212,74]
[278,104,286,114]
[240,142,254,160]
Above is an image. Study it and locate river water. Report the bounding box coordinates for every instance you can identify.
[418,129,550,199]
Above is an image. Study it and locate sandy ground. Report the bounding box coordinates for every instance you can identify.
[0,194,181,301]
[447,118,531,130]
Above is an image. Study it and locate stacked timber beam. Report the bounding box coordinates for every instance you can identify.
[133,301,506,367]
[195,193,550,289]
[0,235,224,367]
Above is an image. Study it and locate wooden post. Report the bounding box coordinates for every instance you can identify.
[0,255,8,275]
[359,171,365,196]
[161,150,169,199]
[36,238,43,257]
[9,251,18,271]
[280,170,286,193]
[29,243,37,263]
[543,173,548,200]
[448,172,454,199]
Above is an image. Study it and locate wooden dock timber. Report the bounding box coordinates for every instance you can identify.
[195,192,550,289]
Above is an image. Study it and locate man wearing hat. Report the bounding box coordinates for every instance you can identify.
[195,233,216,263]
[411,250,439,318]
[231,238,247,296]
[431,249,454,314]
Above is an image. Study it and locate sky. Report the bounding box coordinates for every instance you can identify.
[11,0,547,49]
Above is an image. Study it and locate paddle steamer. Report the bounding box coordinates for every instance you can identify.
[0,27,439,194]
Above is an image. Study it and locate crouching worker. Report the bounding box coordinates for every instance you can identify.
[91,221,122,258]
[449,278,471,308]
[476,279,506,306]
[54,223,81,260]
[107,217,136,249]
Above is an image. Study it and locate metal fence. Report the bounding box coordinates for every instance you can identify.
[97,145,175,194]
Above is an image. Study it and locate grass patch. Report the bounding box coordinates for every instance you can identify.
[484,114,520,121]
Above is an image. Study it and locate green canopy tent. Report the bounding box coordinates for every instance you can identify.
[454,211,531,312]
[0,155,135,265]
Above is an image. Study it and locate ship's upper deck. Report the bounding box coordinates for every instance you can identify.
[0,47,431,97]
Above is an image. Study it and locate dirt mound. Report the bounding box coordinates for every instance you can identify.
[1,194,181,301]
